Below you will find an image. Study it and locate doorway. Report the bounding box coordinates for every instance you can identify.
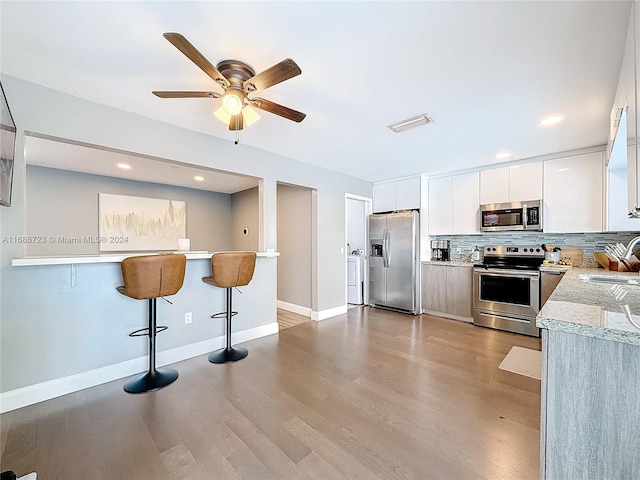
[346,194,372,306]
[276,182,317,319]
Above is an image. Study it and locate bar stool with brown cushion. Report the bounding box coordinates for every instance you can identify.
[117,253,187,393]
[202,252,256,363]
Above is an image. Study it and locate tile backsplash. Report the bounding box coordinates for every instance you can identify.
[434,231,640,266]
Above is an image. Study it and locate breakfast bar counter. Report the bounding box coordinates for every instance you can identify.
[536,267,640,479]
[11,250,279,266]
[2,251,279,413]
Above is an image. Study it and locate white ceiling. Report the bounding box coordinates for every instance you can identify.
[0,1,633,184]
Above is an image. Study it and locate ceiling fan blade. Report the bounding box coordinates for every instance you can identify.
[244,59,301,93]
[229,114,244,131]
[250,97,306,123]
[152,91,221,98]
[162,33,229,88]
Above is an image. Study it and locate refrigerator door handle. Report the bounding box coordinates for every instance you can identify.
[383,228,390,268]
[382,229,386,268]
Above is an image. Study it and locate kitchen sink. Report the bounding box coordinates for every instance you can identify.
[578,274,640,286]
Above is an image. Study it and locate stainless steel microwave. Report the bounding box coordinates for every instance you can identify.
[480,200,542,232]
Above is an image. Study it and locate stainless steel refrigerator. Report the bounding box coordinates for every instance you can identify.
[368,210,420,314]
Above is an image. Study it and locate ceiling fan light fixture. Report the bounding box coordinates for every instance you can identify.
[222,90,244,115]
[388,114,434,133]
[214,105,231,124]
[242,105,260,126]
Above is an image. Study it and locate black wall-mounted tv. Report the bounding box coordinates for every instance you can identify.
[1,81,16,207]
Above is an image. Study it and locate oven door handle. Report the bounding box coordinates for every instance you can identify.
[474,268,540,278]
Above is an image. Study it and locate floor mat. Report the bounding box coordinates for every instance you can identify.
[498,346,542,380]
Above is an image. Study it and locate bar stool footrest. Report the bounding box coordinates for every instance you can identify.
[129,326,169,337]
[123,367,179,393]
[210,311,238,319]
[208,346,248,364]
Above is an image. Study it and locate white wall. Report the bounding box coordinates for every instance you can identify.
[0,75,372,397]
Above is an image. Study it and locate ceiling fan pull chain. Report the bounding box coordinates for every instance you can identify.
[234,131,240,145]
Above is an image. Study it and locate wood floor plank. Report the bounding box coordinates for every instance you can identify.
[225,414,312,480]
[1,400,38,476]
[0,307,541,479]
[160,443,206,480]
[277,308,310,330]
[296,450,345,480]
[284,416,384,480]
[0,410,12,460]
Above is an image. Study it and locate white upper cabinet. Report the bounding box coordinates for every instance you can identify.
[509,162,543,201]
[428,176,453,235]
[544,152,604,233]
[611,2,640,218]
[373,177,421,213]
[373,182,396,213]
[480,162,543,205]
[452,172,480,234]
[428,172,480,235]
[395,177,422,211]
[480,167,509,204]
[607,109,640,230]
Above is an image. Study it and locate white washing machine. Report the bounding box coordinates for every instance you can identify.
[347,255,364,304]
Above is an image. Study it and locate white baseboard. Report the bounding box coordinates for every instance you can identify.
[0,322,279,414]
[277,300,311,317]
[311,304,348,321]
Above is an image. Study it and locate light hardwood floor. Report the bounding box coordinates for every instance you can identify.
[277,308,311,330]
[0,307,541,480]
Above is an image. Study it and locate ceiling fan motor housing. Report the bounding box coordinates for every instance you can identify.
[216,60,256,87]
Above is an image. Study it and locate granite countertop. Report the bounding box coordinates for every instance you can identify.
[422,260,476,267]
[537,267,640,346]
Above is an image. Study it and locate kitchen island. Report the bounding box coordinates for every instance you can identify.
[536,267,640,479]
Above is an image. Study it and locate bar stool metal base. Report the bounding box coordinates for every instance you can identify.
[123,367,179,394]
[208,346,248,364]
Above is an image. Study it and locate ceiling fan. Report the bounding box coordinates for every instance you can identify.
[153,33,306,131]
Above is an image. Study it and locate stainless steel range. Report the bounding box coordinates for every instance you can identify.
[473,245,544,337]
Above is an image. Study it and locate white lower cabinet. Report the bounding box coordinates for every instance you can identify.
[543,152,604,233]
[422,263,472,320]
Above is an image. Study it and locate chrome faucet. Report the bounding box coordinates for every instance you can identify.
[621,235,640,260]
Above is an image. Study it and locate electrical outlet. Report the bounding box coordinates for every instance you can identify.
[185,312,192,324]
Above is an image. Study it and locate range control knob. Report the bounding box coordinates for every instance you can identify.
[523,248,528,252]
[536,248,541,252]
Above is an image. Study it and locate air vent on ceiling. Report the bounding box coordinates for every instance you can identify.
[388,113,434,133]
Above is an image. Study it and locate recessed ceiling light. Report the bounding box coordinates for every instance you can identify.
[117,163,131,170]
[194,175,205,182]
[495,152,511,159]
[539,115,563,126]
